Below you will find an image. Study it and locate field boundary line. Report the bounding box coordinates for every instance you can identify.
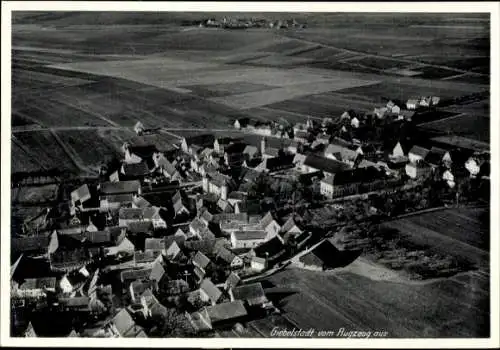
[49,129,94,175]
[11,137,49,172]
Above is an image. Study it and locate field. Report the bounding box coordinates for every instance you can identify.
[420,114,490,143]
[381,207,489,267]
[10,13,490,178]
[12,131,79,173]
[11,184,59,204]
[267,267,489,337]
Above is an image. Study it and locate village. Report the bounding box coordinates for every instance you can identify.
[10,94,491,338]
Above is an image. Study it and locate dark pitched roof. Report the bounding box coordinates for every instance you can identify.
[230,282,267,306]
[145,238,165,252]
[261,154,295,171]
[215,246,237,265]
[127,221,153,234]
[304,154,351,174]
[119,208,143,220]
[184,134,215,148]
[232,230,267,241]
[235,200,261,215]
[225,142,247,155]
[128,145,158,159]
[409,145,430,158]
[205,300,247,324]
[122,162,150,177]
[12,235,49,254]
[254,236,285,259]
[134,250,161,264]
[100,180,141,195]
[299,239,341,268]
[120,268,153,283]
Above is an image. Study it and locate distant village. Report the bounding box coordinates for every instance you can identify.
[11,94,490,337]
[192,16,306,30]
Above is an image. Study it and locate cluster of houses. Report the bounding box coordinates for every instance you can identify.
[198,17,305,29]
[11,90,489,337]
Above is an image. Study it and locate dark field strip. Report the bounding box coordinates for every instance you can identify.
[268,268,489,337]
[421,114,490,143]
[13,131,79,173]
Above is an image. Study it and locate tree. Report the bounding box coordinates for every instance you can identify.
[149,308,195,337]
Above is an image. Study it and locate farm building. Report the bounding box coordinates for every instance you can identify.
[199,278,223,305]
[298,240,343,270]
[99,180,141,197]
[189,300,247,331]
[323,144,359,167]
[408,146,430,164]
[230,230,269,249]
[302,154,351,177]
[181,134,216,154]
[229,282,268,307]
[405,161,432,179]
[254,154,295,173]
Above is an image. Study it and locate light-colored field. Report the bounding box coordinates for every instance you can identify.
[51,56,220,80]
[209,78,379,110]
[246,54,315,67]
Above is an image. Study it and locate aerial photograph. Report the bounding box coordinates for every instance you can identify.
[8,9,491,340]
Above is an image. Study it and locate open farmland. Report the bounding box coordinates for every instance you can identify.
[12,131,79,173]
[381,207,489,267]
[420,114,490,143]
[267,267,489,337]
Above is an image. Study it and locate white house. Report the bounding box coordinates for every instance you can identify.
[391,142,406,159]
[250,257,267,272]
[405,161,432,179]
[442,169,455,188]
[230,230,269,249]
[406,99,419,110]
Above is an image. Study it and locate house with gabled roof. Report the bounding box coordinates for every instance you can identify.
[172,191,190,217]
[229,282,268,307]
[181,134,215,154]
[405,160,432,179]
[107,308,146,338]
[230,230,268,249]
[260,212,281,238]
[406,98,419,110]
[199,278,222,305]
[70,184,93,215]
[99,180,141,197]
[408,145,430,164]
[142,206,167,229]
[424,146,448,168]
[132,196,152,209]
[254,235,286,262]
[254,154,295,173]
[215,246,244,269]
[280,215,304,236]
[144,238,165,253]
[324,143,359,166]
[224,272,241,291]
[188,300,247,332]
[120,162,150,180]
